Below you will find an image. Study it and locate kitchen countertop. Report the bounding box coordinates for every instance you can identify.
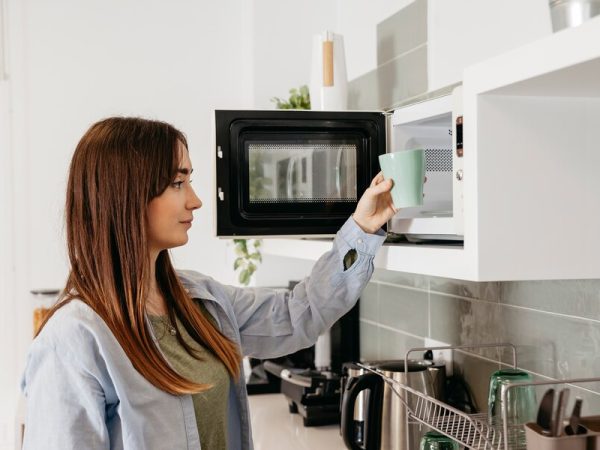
[248,393,346,450]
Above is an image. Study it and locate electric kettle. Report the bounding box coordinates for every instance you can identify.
[340,362,372,446]
[341,360,436,450]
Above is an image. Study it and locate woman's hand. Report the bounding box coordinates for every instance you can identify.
[352,172,399,234]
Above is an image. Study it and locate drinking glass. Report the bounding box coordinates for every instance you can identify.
[488,369,537,445]
[419,431,459,450]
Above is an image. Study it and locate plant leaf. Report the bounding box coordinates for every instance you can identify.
[234,257,244,270]
[239,270,251,286]
[238,239,248,253]
[270,85,311,110]
[249,252,261,262]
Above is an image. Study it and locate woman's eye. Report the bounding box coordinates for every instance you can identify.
[171,181,184,189]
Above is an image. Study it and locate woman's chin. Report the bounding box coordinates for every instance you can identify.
[176,236,189,247]
[165,236,189,249]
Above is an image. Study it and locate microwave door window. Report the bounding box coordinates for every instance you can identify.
[287,153,313,200]
[247,142,357,204]
[248,150,276,201]
[306,144,357,201]
[276,157,289,199]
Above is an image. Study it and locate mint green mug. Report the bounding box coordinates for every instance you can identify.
[378,149,425,208]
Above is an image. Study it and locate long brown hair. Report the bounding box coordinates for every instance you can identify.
[38,117,240,394]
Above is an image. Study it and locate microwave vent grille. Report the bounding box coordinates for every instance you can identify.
[424,148,452,172]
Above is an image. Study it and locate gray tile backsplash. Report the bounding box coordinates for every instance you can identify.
[371,268,429,289]
[360,268,600,413]
[499,279,600,318]
[378,327,424,361]
[358,282,378,322]
[378,283,428,335]
[359,322,379,361]
[376,0,427,66]
[348,45,428,111]
[347,0,429,111]
[429,276,502,302]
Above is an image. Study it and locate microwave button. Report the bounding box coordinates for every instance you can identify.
[456,170,464,181]
[217,146,223,159]
[218,187,225,201]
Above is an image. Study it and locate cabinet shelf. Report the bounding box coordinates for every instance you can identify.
[465,15,600,98]
[261,239,469,279]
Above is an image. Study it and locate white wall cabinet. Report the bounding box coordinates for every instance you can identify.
[263,16,600,281]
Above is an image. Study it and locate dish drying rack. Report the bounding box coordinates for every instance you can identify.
[357,343,600,450]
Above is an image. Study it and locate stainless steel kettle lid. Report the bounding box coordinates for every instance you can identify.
[376,360,432,372]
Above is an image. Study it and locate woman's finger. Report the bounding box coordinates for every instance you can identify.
[370,178,393,195]
[370,171,385,187]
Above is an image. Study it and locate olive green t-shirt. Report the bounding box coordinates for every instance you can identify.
[149,305,230,450]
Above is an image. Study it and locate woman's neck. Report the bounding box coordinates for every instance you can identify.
[146,251,168,316]
[146,284,167,316]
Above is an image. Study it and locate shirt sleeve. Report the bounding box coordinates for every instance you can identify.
[21,340,110,450]
[224,216,386,359]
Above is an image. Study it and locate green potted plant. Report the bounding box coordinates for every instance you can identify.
[271,85,311,110]
[233,85,311,285]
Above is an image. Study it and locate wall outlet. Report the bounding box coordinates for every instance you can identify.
[424,338,453,376]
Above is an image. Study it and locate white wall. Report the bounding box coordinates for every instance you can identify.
[250,0,410,108]
[2,1,254,447]
[20,0,258,290]
[251,0,337,108]
[0,80,15,449]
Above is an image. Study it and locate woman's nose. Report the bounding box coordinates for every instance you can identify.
[188,187,202,210]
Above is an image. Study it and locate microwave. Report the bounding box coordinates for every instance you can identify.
[214,87,463,240]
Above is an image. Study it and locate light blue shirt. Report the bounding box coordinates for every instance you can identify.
[21,217,385,450]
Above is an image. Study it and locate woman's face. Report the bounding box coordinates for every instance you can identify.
[146,142,202,255]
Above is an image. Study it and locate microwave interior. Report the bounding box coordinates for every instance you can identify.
[215,110,385,237]
[389,109,462,241]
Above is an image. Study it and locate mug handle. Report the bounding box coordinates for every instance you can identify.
[341,373,384,450]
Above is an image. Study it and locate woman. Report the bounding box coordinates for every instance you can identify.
[21,117,397,450]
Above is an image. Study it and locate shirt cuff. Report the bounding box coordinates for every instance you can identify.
[335,217,386,259]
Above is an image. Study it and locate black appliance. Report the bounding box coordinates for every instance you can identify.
[252,291,360,427]
[214,110,386,237]
[265,362,342,427]
[244,282,317,395]
[245,345,315,396]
